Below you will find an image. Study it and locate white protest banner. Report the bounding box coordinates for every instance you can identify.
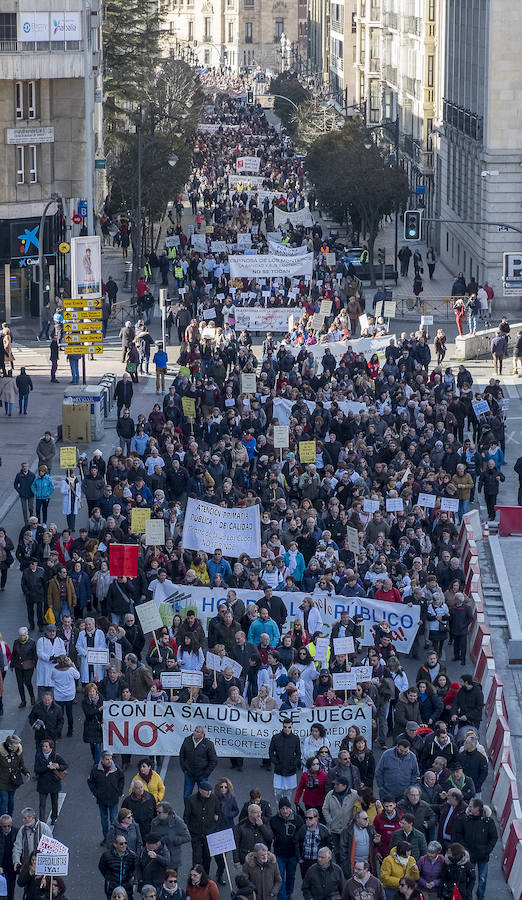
[440,497,459,513]
[220,656,244,679]
[182,671,204,687]
[199,123,240,133]
[191,233,207,253]
[363,499,380,514]
[273,206,314,229]
[285,335,390,371]
[314,637,330,664]
[273,425,290,448]
[103,702,373,754]
[169,586,420,651]
[228,174,264,188]
[351,665,373,683]
[418,493,437,509]
[229,254,313,280]
[241,373,257,394]
[205,651,222,672]
[333,637,355,655]
[332,672,356,691]
[145,519,167,546]
[236,156,261,174]
[237,232,252,247]
[136,599,164,633]
[386,498,404,512]
[36,853,69,876]
[207,829,236,857]
[211,241,228,253]
[235,307,299,333]
[87,649,109,666]
[267,236,309,257]
[182,498,261,558]
[346,526,360,555]
[160,672,183,688]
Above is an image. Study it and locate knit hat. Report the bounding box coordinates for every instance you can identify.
[278,797,292,809]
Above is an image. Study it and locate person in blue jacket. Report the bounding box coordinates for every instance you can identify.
[153,342,168,394]
[283,541,305,586]
[248,607,280,646]
[206,548,232,583]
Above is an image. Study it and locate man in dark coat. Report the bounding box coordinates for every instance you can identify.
[136,833,171,890]
[302,847,344,900]
[0,814,18,900]
[268,720,301,801]
[28,691,64,745]
[183,781,219,875]
[115,372,134,418]
[20,559,46,632]
[98,836,136,897]
[126,780,157,841]
[451,676,484,728]
[454,798,498,900]
[87,751,125,841]
[233,803,273,864]
[179,726,218,798]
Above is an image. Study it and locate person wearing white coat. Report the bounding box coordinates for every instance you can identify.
[76,617,107,683]
[60,471,82,532]
[36,626,66,693]
[292,658,318,707]
[299,597,323,636]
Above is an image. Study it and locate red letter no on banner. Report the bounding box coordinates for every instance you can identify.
[134,721,158,747]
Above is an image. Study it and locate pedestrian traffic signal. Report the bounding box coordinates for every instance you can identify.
[247,90,254,104]
[404,210,422,241]
[377,247,386,265]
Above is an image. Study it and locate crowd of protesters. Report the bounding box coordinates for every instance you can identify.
[0,88,507,900]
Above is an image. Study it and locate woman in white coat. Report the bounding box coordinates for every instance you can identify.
[61,468,82,533]
[76,616,107,683]
[299,597,323,636]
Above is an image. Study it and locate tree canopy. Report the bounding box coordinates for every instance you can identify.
[269,72,311,134]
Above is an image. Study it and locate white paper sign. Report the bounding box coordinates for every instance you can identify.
[203,307,216,320]
[351,665,373,683]
[359,314,370,332]
[182,498,261,558]
[440,497,459,513]
[207,828,237,857]
[136,599,164,633]
[384,301,396,318]
[241,373,257,394]
[160,672,183,688]
[346,526,360,555]
[421,315,434,326]
[332,672,356,690]
[86,649,109,665]
[386,498,404,512]
[182,671,204,687]
[273,425,290,449]
[273,207,314,229]
[418,492,436,508]
[205,651,222,672]
[36,853,69,876]
[333,637,355,655]
[314,637,330,663]
[363,499,380,513]
[145,519,166,546]
[192,233,207,253]
[236,156,261,174]
[220,656,244,679]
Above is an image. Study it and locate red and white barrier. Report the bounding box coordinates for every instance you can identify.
[470,622,491,664]
[462,541,478,574]
[474,644,495,696]
[485,674,507,723]
[465,560,482,596]
[492,762,520,841]
[487,714,512,773]
[502,820,522,898]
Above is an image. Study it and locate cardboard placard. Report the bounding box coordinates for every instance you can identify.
[310,313,325,331]
[59,446,77,468]
[332,672,356,690]
[421,315,434,326]
[182,396,196,418]
[346,526,360,555]
[160,672,183,688]
[36,853,69,876]
[299,440,316,464]
[333,636,355,655]
[182,671,203,687]
[86,649,109,666]
[241,373,257,394]
[203,307,216,320]
[220,656,244,679]
[472,400,490,417]
[145,519,166,546]
[207,828,236,857]
[386,498,404,512]
[440,497,459,513]
[363,499,380,513]
[109,543,138,578]
[351,665,373,682]
[320,300,332,316]
[273,425,290,449]
[205,651,222,672]
[136,600,164,633]
[384,301,396,318]
[359,314,369,332]
[418,492,436,508]
[131,508,151,534]
[314,637,330,664]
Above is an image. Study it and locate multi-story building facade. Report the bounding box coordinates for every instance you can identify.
[163,0,299,76]
[329,0,357,111]
[354,0,437,229]
[0,1,104,322]
[434,0,522,298]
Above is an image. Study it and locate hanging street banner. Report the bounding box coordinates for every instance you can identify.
[234,307,298,332]
[182,498,261,558]
[273,206,314,229]
[103,702,373,755]
[148,585,420,652]
[229,253,313,280]
[266,237,309,256]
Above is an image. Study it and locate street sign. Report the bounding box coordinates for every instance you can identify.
[71,213,82,224]
[64,334,102,343]
[64,321,104,331]
[78,200,88,217]
[64,310,102,320]
[95,159,106,169]
[63,298,101,308]
[59,241,70,254]
[503,252,522,291]
[65,345,103,354]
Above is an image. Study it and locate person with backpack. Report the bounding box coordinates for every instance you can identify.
[466,295,479,335]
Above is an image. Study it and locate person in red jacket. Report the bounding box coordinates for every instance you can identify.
[373,796,402,858]
[375,578,403,604]
[295,756,327,810]
[314,687,344,707]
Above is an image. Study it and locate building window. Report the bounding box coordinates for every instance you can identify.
[0,12,16,49]
[228,21,234,41]
[275,18,284,40]
[244,0,254,6]
[428,0,435,20]
[204,17,211,40]
[15,82,23,120]
[427,55,434,87]
[29,145,37,183]
[245,22,253,42]
[188,20,193,40]
[369,81,380,122]
[16,146,24,184]
[204,49,210,64]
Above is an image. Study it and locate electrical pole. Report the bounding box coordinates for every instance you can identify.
[82,0,94,236]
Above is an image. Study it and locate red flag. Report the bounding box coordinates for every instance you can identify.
[452,886,463,900]
[109,543,139,577]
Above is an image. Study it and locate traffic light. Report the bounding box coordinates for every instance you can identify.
[247,90,254,104]
[377,247,386,265]
[404,210,422,241]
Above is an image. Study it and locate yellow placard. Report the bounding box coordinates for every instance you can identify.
[131,507,151,533]
[63,298,101,308]
[60,446,77,468]
[59,242,70,254]
[64,322,104,331]
[65,345,103,354]
[205,225,214,234]
[182,396,196,417]
[299,440,317,464]
[64,310,102,320]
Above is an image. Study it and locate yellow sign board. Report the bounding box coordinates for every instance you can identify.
[64,322,104,332]
[63,298,101,309]
[131,507,151,533]
[60,446,77,468]
[64,310,102,320]
[182,396,196,418]
[59,242,70,255]
[65,345,103,354]
[64,335,103,344]
[299,440,317,464]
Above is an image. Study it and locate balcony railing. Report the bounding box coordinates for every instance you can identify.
[383,11,398,28]
[403,75,421,97]
[403,15,422,35]
[443,99,484,141]
[383,64,397,84]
